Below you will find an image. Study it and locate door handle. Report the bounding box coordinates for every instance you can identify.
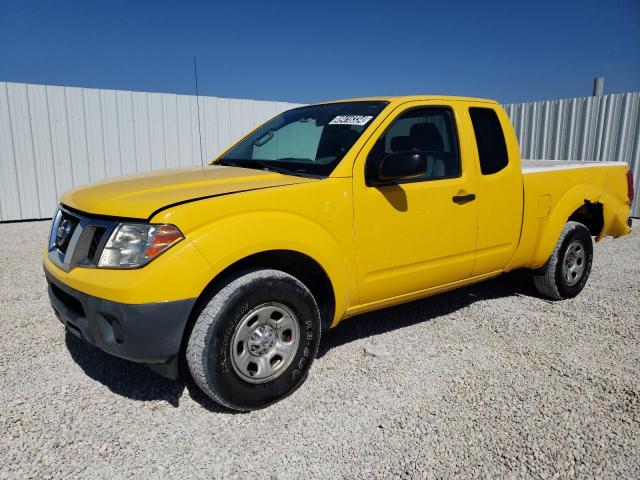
[452,193,476,204]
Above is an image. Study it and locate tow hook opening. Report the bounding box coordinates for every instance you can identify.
[101,313,125,344]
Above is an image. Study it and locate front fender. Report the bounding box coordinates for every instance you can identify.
[187,210,353,325]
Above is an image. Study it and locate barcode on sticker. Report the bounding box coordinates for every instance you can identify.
[329,115,373,126]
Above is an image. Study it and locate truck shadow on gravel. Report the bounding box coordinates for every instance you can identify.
[316,270,539,357]
[65,270,538,412]
[64,334,236,413]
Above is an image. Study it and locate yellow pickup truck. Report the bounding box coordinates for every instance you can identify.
[44,96,634,410]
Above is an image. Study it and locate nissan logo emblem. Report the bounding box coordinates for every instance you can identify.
[56,218,73,247]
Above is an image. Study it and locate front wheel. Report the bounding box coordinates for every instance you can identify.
[186,269,321,411]
[533,221,593,300]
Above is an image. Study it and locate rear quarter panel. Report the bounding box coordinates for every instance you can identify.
[508,163,631,270]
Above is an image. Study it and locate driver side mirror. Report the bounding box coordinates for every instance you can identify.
[368,152,429,185]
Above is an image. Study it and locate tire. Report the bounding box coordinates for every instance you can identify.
[533,221,593,300]
[186,269,321,411]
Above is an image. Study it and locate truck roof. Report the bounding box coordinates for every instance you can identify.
[313,95,499,105]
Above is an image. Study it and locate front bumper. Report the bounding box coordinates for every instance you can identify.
[45,269,195,379]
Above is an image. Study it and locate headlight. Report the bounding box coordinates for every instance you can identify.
[98,223,183,269]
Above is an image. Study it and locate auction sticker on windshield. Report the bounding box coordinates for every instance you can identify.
[329,115,373,126]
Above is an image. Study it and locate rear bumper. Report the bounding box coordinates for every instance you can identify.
[45,268,195,377]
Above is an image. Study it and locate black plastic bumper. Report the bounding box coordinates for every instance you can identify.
[45,270,196,379]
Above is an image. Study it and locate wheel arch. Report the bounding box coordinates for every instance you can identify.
[568,201,604,237]
[532,184,601,268]
[179,249,339,361]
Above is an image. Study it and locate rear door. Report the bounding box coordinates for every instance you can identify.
[467,105,524,275]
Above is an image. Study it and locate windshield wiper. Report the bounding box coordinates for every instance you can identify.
[217,159,304,176]
[217,159,243,168]
[255,161,299,175]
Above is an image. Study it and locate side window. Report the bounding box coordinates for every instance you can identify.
[368,107,461,181]
[469,107,509,175]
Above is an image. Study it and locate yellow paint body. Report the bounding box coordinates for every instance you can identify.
[44,96,633,328]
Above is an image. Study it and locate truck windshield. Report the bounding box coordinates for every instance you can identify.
[217,101,388,177]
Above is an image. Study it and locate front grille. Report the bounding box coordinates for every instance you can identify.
[87,227,105,262]
[48,207,117,272]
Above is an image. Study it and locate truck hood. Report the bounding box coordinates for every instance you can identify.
[61,165,313,219]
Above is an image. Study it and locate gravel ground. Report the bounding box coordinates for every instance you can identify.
[1,220,638,479]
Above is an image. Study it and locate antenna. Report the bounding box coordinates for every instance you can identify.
[193,56,205,166]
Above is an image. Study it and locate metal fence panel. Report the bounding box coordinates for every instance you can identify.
[1,82,638,220]
[0,83,22,220]
[83,88,107,183]
[505,92,639,217]
[66,86,91,187]
[0,82,302,221]
[25,84,58,218]
[116,90,137,177]
[6,83,41,219]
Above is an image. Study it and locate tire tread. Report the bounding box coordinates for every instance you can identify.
[186,268,319,411]
[533,221,591,300]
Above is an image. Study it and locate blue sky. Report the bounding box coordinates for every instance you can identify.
[1,0,639,104]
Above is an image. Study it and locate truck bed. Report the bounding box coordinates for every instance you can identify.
[521,159,628,173]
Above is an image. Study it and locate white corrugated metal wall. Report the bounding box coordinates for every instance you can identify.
[503,92,640,217]
[1,82,638,221]
[0,82,301,221]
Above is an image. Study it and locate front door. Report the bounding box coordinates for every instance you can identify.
[353,102,478,305]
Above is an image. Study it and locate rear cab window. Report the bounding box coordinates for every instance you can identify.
[469,107,509,175]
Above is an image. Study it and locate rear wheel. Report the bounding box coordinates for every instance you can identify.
[533,221,593,300]
[186,269,321,411]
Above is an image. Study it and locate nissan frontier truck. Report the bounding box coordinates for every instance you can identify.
[44,96,634,410]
